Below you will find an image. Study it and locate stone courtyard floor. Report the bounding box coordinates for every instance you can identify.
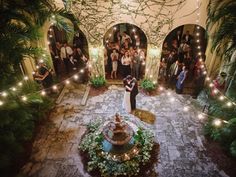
[21,84,229,177]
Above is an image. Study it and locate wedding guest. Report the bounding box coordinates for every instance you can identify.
[121,51,131,78]
[133,51,141,80]
[176,66,188,94]
[60,42,73,74]
[161,42,171,60]
[174,30,182,47]
[110,49,119,79]
[34,62,53,88]
[182,30,193,45]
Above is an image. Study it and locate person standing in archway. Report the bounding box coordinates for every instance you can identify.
[110,49,119,79]
[121,51,131,78]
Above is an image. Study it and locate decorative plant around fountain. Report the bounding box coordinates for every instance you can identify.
[79,114,154,177]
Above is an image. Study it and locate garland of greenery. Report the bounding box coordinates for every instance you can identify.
[79,119,154,177]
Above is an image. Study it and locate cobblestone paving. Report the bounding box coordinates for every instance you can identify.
[21,84,229,177]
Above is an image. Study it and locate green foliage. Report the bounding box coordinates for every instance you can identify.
[90,76,106,88]
[202,88,236,156]
[140,79,156,91]
[79,120,154,177]
[207,0,236,60]
[0,81,53,176]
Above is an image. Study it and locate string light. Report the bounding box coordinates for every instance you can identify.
[18,82,23,87]
[41,91,46,96]
[213,119,222,127]
[12,87,17,91]
[159,86,164,91]
[219,96,225,100]
[52,85,57,90]
[73,74,79,80]
[22,96,27,101]
[213,89,218,94]
[227,102,232,107]
[1,92,7,97]
[24,76,29,81]
[209,83,214,87]
[183,106,189,112]
[198,113,204,120]
[65,80,70,85]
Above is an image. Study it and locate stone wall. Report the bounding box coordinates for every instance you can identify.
[68,0,208,80]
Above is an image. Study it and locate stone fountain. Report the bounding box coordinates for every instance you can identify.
[101,113,137,157]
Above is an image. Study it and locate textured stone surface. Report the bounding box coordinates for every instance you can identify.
[21,84,228,177]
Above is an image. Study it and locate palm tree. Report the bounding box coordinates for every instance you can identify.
[207,0,236,99]
[0,1,79,175]
[207,0,236,59]
[0,0,78,89]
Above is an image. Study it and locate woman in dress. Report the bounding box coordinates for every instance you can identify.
[122,76,134,113]
[176,66,188,94]
[121,51,131,78]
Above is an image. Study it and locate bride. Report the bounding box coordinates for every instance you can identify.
[122,75,134,113]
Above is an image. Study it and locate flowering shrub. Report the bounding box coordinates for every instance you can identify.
[79,120,154,176]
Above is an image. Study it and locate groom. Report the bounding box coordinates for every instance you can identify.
[130,76,138,110]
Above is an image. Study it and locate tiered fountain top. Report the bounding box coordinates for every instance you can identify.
[102,113,134,146]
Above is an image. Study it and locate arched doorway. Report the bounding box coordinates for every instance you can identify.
[103,23,147,80]
[47,26,89,80]
[159,24,207,94]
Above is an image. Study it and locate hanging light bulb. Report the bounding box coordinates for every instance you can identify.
[41,91,46,96]
[1,92,7,97]
[52,85,57,90]
[196,39,200,43]
[227,102,232,107]
[132,28,136,32]
[206,77,210,81]
[183,106,189,112]
[0,100,3,106]
[159,86,164,91]
[73,74,79,80]
[18,82,23,87]
[209,83,214,87]
[213,119,222,127]
[198,113,204,119]
[65,80,70,85]
[12,87,17,91]
[80,69,84,73]
[219,96,225,100]
[153,81,157,84]
[24,76,29,80]
[22,96,27,101]
[213,89,218,94]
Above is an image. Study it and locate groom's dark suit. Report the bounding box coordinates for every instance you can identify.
[130,79,138,110]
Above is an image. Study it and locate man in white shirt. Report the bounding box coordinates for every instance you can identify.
[60,42,73,74]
